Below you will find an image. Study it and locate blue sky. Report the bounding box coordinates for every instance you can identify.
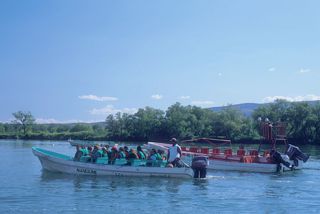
[1,0,320,123]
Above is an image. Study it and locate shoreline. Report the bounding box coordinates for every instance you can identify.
[1,137,319,146]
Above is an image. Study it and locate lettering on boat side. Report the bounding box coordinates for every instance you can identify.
[114,172,123,176]
[76,168,97,175]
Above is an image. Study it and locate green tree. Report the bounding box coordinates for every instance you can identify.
[56,125,69,133]
[0,123,5,133]
[12,111,35,136]
[312,103,320,142]
[69,124,93,133]
[105,114,122,139]
[92,124,105,136]
[286,102,313,142]
[252,100,320,143]
[133,107,165,140]
[165,103,201,139]
[252,99,290,123]
[211,107,248,140]
[120,113,137,139]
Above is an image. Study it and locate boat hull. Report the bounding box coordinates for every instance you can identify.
[32,147,193,178]
[207,159,278,173]
[206,158,303,173]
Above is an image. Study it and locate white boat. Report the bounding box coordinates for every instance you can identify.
[32,147,193,178]
[146,142,309,173]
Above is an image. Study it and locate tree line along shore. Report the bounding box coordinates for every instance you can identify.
[1,100,320,145]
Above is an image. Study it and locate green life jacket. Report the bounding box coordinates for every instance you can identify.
[119,151,126,158]
[138,151,146,159]
[97,149,103,156]
[155,153,162,160]
[81,148,89,156]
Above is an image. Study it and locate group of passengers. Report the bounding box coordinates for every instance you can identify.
[73,144,166,164]
[73,137,182,167]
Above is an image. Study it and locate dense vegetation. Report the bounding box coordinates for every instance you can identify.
[1,100,320,144]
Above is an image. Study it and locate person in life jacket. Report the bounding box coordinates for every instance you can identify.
[146,149,158,166]
[87,146,93,156]
[167,138,182,167]
[118,147,127,159]
[102,146,110,159]
[158,149,167,160]
[91,145,103,163]
[137,145,146,159]
[81,146,89,156]
[126,148,140,166]
[124,146,130,159]
[109,146,118,164]
[148,149,158,161]
[128,148,139,159]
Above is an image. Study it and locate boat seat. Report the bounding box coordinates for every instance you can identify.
[226,156,242,161]
[212,148,220,155]
[249,150,259,156]
[80,156,91,163]
[242,155,253,163]
[157,160,167,167]
[263,150,270,157]
[146,160,167,167]
[114,158,128,165]
[181,147,187,151]
[257,156,269,163]
[129,159,147,166]
[96,157,108,164]
[201,148,209,154]
[224,148,233,156]
[237,149,246,156]
[189,148,198,153]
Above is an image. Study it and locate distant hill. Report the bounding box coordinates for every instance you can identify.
[210,103,262,117]
[210,100,320,117]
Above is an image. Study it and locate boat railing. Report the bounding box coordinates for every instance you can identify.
[96,157,108,164]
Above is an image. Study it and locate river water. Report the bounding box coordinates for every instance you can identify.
[1,139,320,213]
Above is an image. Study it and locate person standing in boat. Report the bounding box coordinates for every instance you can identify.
[167,138,182,167]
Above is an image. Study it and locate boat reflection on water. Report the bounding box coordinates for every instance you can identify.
[40,170,186,193]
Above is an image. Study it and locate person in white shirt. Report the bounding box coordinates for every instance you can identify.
[167,138,182,167]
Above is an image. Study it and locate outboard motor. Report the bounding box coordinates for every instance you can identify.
[270,150,293,171]
[286,144,310,167]
[191,156,208,178]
